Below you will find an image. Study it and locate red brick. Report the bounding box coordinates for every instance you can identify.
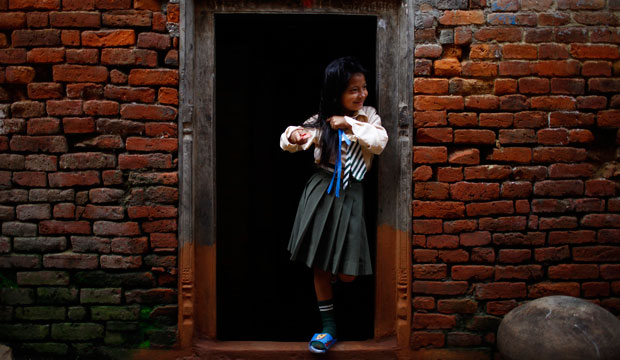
[498,61,530,76]
[487,148,532,163]
[459,232,491,247]
[556,27,589,43]
[415,78,449,95]
[92,221,139,236]
[413,146,448,164]
[466,201,514,216]
[437,299,478,315]
[452,265,494,281]
[100,254,141,269]
[412,331,444,349]
[100,48,157,67]
[451,182,499,201]
[499,95,529,111]
[62,0,94,9]
[82,204,123,220]
[445,220,477,234]
[532,147,587,163]
[574,246,620,262]
[81,29,134,47]
[475,282,526,299]
[25,154,57,171]
[502,44,537,59]
[591,27,620,43]
[453,130,495,145]
[27,118,60,135]
[66,49,98,64]
[415,59,432,76]
[414,44,443,58]
[538,12,570,25]
[531,198,574,213]
[599,229,620,244]
[48,171,99,187]
[439,10,485,25]
[413,201,465,219]
[551,78,585,95]
[137,31,170,50]
[413,281,469,296]
[538,44,570,60]
[600,264,620,279]
[10,136,68,153]
[575,198,605,212]
[495,265,543,281]
[448,113,477,127]
[598,110,620,127]
[413,166,433,182]
[414,264,447,280]
[128,69,178,86]
[52,203,75,219]
[414,249,438,263]
[414,96,464,111]
[531,96,576,110]
[528,282,580,298]
[437,167,463,182]
[11,29,60,47]
[413,313,457,330]
[549,112,595,127]
[537,128,569,145]
[498,129,536,145]
[0,11,26,29]
[413,219,442,234]
[120,104,176,121]
[525,28,553,43]
[416,128,453,143]
[27,83,63,99]
[470,44,501,60]
[415,182,450,200]
[530,60,580,77]
[440,249,471,263]
[535,245,571,262]
[549,264,599,279]
[426,235,458,249]
[494,78,517,95]
[464,95,498,111]
[414,111,447,128]
[158,87,177,105]
[475,27,522,42]
[479,113,512,127]
[514,111,547,128]
[26,48,65,64]
[533,180,583,197]
[486,300,518,315]
[577,95,607,110]
[13,171,46,187]
[518,77,549,94]
[462,61,498,77]
[53,64,108,82]
[103,85,155,103]
[49,11,101,27]
[582,62,612,77]
[95,0,131,9]
[47,100,83,116]
[5,66,35,84]
[83,100,119,116]
[102,9,152,27]
[571,44,619,59]
[62,117,95,134]
[498,249,531,263]
[110,69,127,84]
[589,78,620,93]
[449,149,480,165]
[480,216,527,232]
[150,233,177,248]
[0,49,27,64]
[585,179,616,196]
[582,282,610,298]
[471,247,495,263]
[118,154,172,169]
[581,214,620,228]
[568,129,594,143]
[39,220,90,235]
[66,83,104,99]
[60,29,80,45]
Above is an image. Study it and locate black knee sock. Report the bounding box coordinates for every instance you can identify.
[311,299,336,349]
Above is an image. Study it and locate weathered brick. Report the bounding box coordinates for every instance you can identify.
[91,305,139,321]
[49,11,101,28]
[81,29,135,46]
[51,323,104,341]
[413,313,457,330]
[413,146,448,164]
[0,324,48,340]
[495,265,543,281]
[124,288,176,304]
[102,10,152,27]
[118,154,172,169]
[48,171,99,187]
[448,149,480,165]
[100,48,157,67]
[453,130,495,144]
[475,282,526,299]
[487,148,532,163]
[43,252,97,268]
[39,220,90,235]
[480,217,527,232]
[53,65,108,82]
[12,29,61,47]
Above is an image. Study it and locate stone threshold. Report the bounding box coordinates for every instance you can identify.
[193,338,399,359]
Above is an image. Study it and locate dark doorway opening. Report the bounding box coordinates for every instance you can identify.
[215,14,377,342]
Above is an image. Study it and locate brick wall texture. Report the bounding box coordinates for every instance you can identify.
[0,0,179,357]
[0,0,619,358]
[412,0,620,355]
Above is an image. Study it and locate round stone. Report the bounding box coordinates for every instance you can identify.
[498,295,620,360]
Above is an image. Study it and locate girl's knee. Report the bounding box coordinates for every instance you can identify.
[338,274,356,282]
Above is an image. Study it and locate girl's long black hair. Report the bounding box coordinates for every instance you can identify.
[307,56,368,166]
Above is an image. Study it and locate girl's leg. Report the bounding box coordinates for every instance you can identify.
[338,274,356,282]
[311,268,337,350]
[313,267,333,301]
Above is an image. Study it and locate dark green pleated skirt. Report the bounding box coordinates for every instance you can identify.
[288,169,372,276]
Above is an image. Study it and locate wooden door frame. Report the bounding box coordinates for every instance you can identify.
[178,0,414,353]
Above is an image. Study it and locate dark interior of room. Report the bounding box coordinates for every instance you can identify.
[215,13,377,341]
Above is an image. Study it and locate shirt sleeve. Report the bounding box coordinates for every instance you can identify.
[344,108,388,155]
[280,117,319,153]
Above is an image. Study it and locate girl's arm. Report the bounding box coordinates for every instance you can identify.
[280,125,318,152]
[344,107,388,155]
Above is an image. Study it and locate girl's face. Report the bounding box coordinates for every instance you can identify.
[340,73,368,115]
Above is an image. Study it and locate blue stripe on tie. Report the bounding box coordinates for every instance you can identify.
[327,129,350,198]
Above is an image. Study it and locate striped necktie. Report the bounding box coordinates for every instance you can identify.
[343,140,366,189]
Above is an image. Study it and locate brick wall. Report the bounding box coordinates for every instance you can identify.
[412,0,620,356]
[0,0,179,357]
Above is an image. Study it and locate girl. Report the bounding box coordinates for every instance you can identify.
[279,57,388,353]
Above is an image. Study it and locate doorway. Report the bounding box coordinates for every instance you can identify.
[214,14,377,342]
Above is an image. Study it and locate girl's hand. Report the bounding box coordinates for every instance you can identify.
[290,129,310,145]
[326,116,352,130]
